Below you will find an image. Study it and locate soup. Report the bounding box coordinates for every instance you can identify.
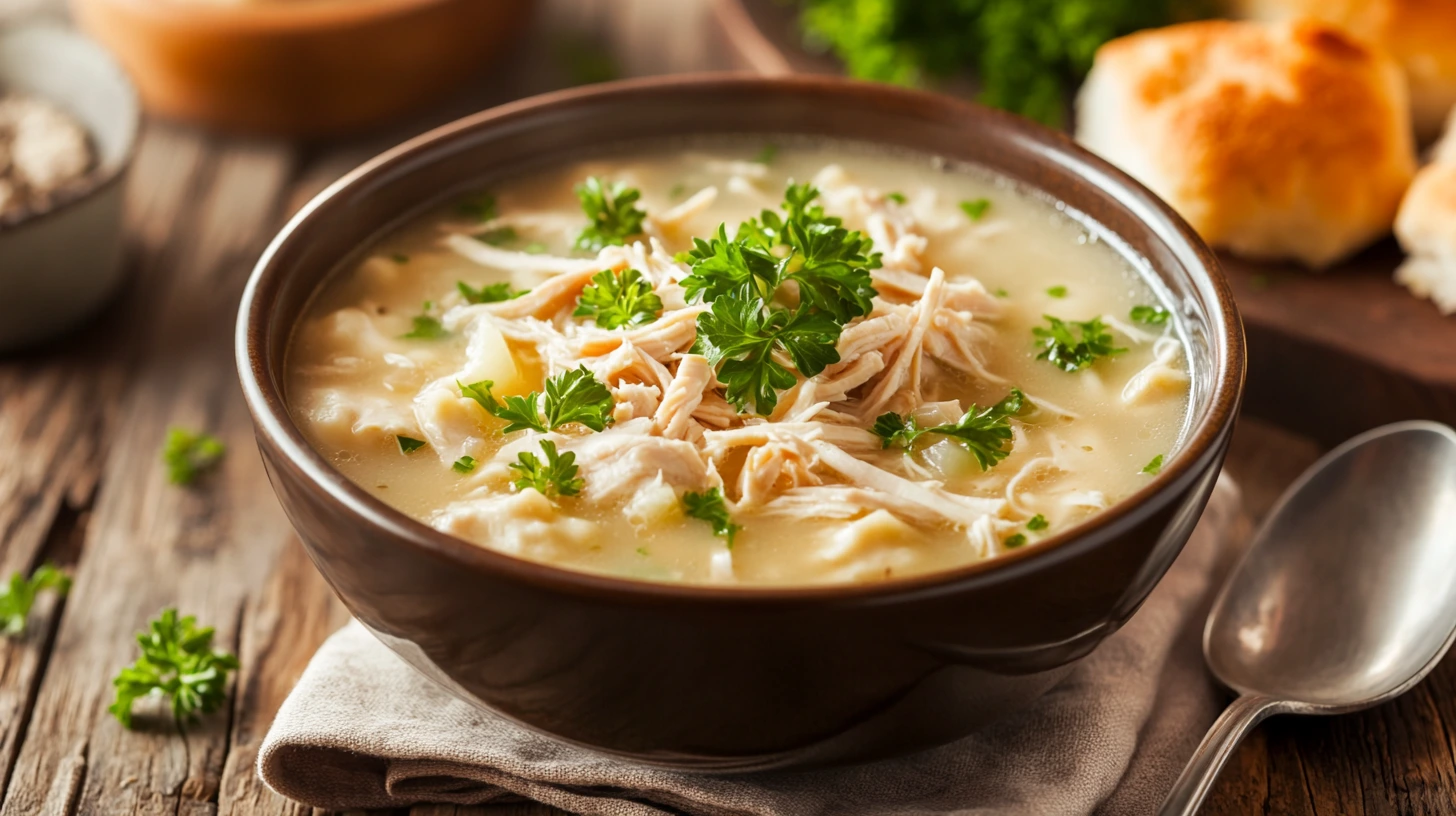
[287,142,1190,586]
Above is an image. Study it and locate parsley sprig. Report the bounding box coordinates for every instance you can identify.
[1130,304,1170,326]
[1,564,70,636]
[110,608,238,729]
[872,388,1026,470]
[683,183,881,414]
[162,428,226,486]
[458,281,526,304]
[461,367,614,434]
[574,268,663,329]
[574,177,647,252]
[1033,316,1126,372]
[682,488,740,547]
[510,440,584,498]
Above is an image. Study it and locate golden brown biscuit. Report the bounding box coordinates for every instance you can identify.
[1077,20,1416,268]
[1395,108,1456,314]
[1229,0,1456,141]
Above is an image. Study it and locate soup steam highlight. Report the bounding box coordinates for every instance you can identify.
[287,143,1190,586]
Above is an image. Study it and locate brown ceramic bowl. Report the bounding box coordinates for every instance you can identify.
[237,75,1244,771]
[70,0,534,137]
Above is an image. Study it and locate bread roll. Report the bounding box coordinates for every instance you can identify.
[1229,0,1456,141]
[1395,108,1456,314]
[1076,20,1416,268]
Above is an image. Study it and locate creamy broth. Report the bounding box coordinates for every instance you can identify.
[287,142,1190,586]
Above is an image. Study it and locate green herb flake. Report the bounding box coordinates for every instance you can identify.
[476,225,519,247]
[752,143,779,165]
[1,564,70,637]
[456,194,497,221]
[994,287,1009,298]
[1142,454,1164,475]
[390,253,409,264]
[402,313,448,340]
[682,487,740,548]
[509,439,584,498]
[396,436,426,454]
[1046,285,1068,298]
[1003,534,1028,549]
[109,608,239,729]
[574,177,648,252]
[1026,514,1049,531]
[1033,315,1126,372]
[452,455,478,474]
[636,546,650,557]
[557,36,620,86]
[461,367,614,434]
[960,198,990,221]
[886,191,907,205]
[458,281,525,304]
[669,182,687,200]
[573,268,663,329]
[872,388,1026,470]
[1130,304,1170,325]
[524,242,548,255]
[162,427,226,486]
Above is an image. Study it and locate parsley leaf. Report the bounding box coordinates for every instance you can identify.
[461,367,614,433]
[391,253,409,264]
[402,311,448,340]
[396,436,426,454]
[872,388,1026,470]
[452,455,477,474]
[574,177,647,252]
[573,268,663,329]
[1004,533,1028,549]
[1027,514,1049,531]
[960,198,990,221]
[457,281,525,304]
[1130,304,1171,325]
[682,224,781,304]
[459,380,547,434]
[1046,285,1067,298]
[871,412,927,450]
[162,428,226,486]
[1,564,70,637]
[110,608,238,729]
[510,440,584,498]
[753,143,779,165]
[886,191,907,204]
[682,488,740,547]
[1142,454,1164,475]
[1033,315,1126,371]
[476,225,518,247]
[696,297,841,414]
[457,194,497,221]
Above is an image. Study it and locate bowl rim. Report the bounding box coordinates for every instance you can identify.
[237,72,1245,605]
[0,21,140,235]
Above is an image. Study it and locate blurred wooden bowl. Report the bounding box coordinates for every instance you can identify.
[70,0,535,137]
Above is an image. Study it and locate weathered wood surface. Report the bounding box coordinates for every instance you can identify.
[1,1,1452,815]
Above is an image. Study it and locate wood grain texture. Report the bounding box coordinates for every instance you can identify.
[2,0,1453,815]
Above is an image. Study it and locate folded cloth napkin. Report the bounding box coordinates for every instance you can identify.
[259,476,1244,816]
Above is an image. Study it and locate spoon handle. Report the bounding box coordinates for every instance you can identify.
[1157,694,1280,816]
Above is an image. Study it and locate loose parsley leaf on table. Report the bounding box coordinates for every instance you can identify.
[457,281,526,304]
[1,564,70,637]
[573,268,663,329]
[682,487,740,547]
[510,440,584,498]
[1130,304,1171,325]
[1033,315,1125,372]
[110,608,238,729]
[460,367,614,434]
[162,428,226,486]
[574,177,647,252]
[871,388,1026,470]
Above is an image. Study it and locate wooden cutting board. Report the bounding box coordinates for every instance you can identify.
[712,0,1456,447]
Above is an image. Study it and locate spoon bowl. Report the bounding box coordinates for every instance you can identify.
[1161,421,1456,815]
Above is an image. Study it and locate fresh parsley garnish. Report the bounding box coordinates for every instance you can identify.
[1130,304,1171,325]
[457,194,497,221]
[396,436,426,454]
[162,428,226,486]
[110,608,238,729]
[1046,285,1067,298]
[402,305,448,340]
[457,281,525,304]
[573,268,663,329]
[460,367,614,434]
[994,287,1009,298]
[1026,514,1049,531]
[960,198,990,221]
[574,177,647,252]
[1003,533,1028,549]
[452,455,477,474]
[1142,454,1164,475]
[1033,315,1126,371]
[753,143,779,165]
[871,388,1026,470]
[886,191,907,204]
[682,487,740,547]
[476,225,519,247]
[524,242,548,255]
[695,297,842,414]
[1,564,70,637]
[510,440,584,498]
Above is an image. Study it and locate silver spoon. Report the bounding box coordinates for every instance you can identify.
[1159,420,1456,816]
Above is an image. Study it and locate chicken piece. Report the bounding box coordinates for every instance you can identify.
[835,312,908,365]
[433,490,600,561]
[814,510,920,582]
[647,186,718,233]
[865,211,929,274]
[560,429,713,505]
[301,388,419,450]
[572,304,706,359]
[1122,337,1191,405]
[412,379,494,465]
[612,382,661,423]
[692,391,738,429]
[445,233,602,275]
[484,266,603,320]
[655,354,714,439]
[857,267,946,419]
[735,437,823,507]
[624,475,685,532]
[810,440,1005,527]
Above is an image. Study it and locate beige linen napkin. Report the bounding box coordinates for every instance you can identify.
[259,476,1244,816]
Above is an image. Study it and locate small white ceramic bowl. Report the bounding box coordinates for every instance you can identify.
[0,21,139,352]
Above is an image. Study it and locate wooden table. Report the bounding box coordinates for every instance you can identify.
[1,2,1453,814]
